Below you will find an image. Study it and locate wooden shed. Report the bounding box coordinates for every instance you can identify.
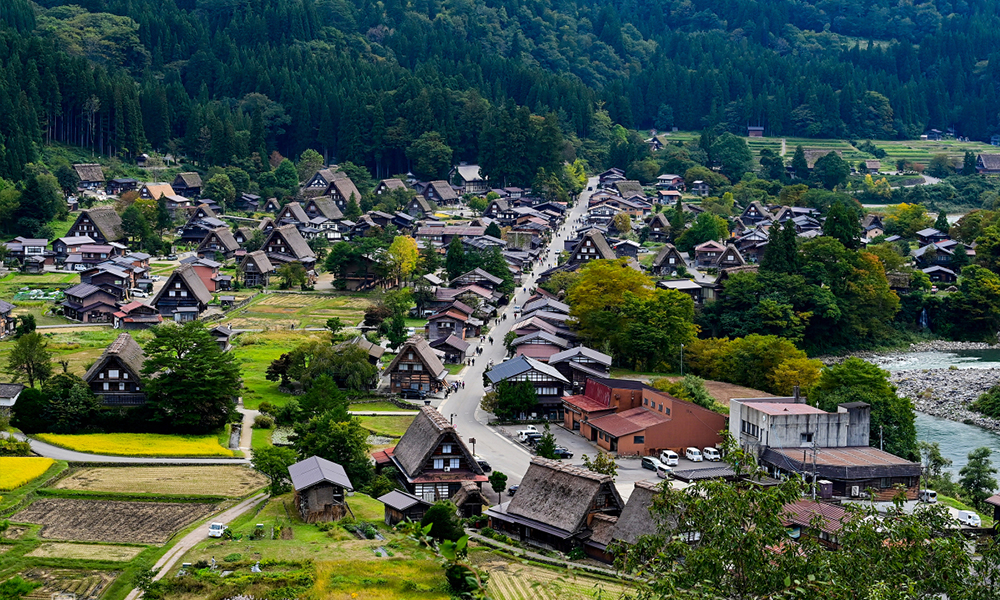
[377,489,432,526]
[289,456,355,523]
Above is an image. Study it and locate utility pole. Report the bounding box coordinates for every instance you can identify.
[811,440,820,501]
[680,344,685,376]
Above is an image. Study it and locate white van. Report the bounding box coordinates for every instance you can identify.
[918,489,937,503]
[656,464,673,479]
[660,450,679,466]
[958,510,982,527]
[685,447,703,462]
[702,447,721,461]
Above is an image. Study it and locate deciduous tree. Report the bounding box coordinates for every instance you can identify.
[7,332,52,388]
[251,445,298,495]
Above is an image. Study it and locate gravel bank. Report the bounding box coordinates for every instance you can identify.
[889,367,1000,431]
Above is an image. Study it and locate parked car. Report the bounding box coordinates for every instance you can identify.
[641,456,664,471]
[958,510,982,527]
[475,456,491,472]
[656,464,673,479]
[208,522,227,538]
[508,485,519,496]
[129,289,149,298]
[399,389,427,400]
[524,432,543,446]
[406,327,415,336]
[551,446,573,459]
[516,425,539,442]
[685,447,703,462]
[703,447,721,461]
[660,450,679,466]
[166,254,177,260]
[918,489,938,503]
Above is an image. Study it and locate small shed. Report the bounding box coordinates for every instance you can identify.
[986,494,1000,524]
[289,456,355,523]
[378,489,431,526]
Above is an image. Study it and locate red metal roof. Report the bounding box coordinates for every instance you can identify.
[562,394,613,413]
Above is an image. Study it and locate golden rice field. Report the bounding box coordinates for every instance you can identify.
[33,433,236,457]
[0,457,55,491]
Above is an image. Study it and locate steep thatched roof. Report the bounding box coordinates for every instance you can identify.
[569,229,616,262]
[198,227,240,253]
[506,458,622,535]
[613,180,643,197]
[266,224,316,262]
[73,163,105,182]
[391,406,483,479]
[173,172,202,189]
[652,243,685,268]
[308,197,344,220]
[611,480,673,545]
[82,207,124,242]
[327,176,362,202]
[152,264,212,306]
[384,336,448,383]
[278,202,309,223]
[241,250,274,273]
[84,332,145,381]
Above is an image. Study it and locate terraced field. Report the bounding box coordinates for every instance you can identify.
[475,555,633,600]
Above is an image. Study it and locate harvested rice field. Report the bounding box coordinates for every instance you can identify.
[13,498,215,544]
[26,543,144,562]
[474,555,634,600]
[19,568,119,600]
[222,292,371,329]
[53,466,267,497]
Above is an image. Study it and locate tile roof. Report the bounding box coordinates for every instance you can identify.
[486,355,568,385]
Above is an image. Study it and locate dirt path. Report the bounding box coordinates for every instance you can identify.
[237,407,258,457]
[123,492,267,600]
[781,138,787,156]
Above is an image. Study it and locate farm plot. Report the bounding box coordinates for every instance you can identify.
[475,556,633,600]
[19,568,118,600]
[0,457,55,491]
[26,543,144,562]
[12,498,215,544]
[223,293,371,330]
[53,466,267,497]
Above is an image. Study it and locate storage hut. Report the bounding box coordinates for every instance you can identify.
[377,489,432,526]
[288,456,355,523]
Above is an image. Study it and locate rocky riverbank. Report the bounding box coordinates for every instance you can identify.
[890,367,1000,432]
[820,341,997,366]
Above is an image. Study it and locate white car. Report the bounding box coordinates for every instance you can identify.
[660,450,679,466]
[685,447,703,462]
[703,447,721,461]
[207,522,227,538]
[129,289,149,298]
[957,510,981,527]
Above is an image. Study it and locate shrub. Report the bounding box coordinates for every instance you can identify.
[972,385,1000,418]
[420,500,464,542]
[257,401,276,415]
[223,553,242,562]
[253,414,275,429]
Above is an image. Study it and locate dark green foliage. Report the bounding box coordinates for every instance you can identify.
[934,211,950,233]
[484,222,502,239]
[534,423,558,459]
[40,373,102,434]
[492,380,538,420]
[251,445,298,495]
[760,221,800,274]
[488,471,508,497]
[292,412,374,488]
[420,501,465,542]
[960,447,998,511]
[822,200,862,249]
[972,385,1000,418]
[0,576,40,600]
[142,321,242,434]
[811,152,851,190]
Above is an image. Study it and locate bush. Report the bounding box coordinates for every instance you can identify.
[258,401,276,416]
[223,553,242,562]
[972,385,1000,418]
[253,414,275,429]
[420,500,465,542]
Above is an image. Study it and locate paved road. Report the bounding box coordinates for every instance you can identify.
[123,492,268,600]
[435,178,666,501]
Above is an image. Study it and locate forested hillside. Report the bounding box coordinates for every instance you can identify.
[2,0,1000,181]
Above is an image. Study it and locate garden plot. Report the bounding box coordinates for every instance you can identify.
[223,293,371,329]
[26,543,144,562]
[19,568,119,600]
[53,466,267,497]
[13,499,215,544]
[475,555,633,600]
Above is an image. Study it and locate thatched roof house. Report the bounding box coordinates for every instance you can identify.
[84,332,146,406]
[486,457,624,553]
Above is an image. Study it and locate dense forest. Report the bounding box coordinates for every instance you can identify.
[3,0,1000,181]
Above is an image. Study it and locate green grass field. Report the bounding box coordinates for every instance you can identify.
[222,292,372,330]
[348,402,410,412]
[357,415,415,438]
[233,329,331,410]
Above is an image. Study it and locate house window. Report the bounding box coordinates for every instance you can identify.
[442,444,452,454]
[433,458,444,469]
[175,282,181,288]
[658,403,663,412]
[119,383,125,391]
[412,364,422,372]
[398,364,409,371]
[180,291,187,297]
[634,435,644,444]
[169,291,175,297]
[109,369,119,378]
[801,433,814,444]
[103,383,109,390]
[450,458,460,469]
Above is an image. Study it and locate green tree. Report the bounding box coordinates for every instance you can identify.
[811,151,851,189]
[40,373,101,434]
[7,332,52,388]
[467,196,488,215]
[296,149,324,182]
[934,211,950,232]
[484,222,502,239]
[277,262,308,289]
[203,174,236,210]
[822,200,862,249]
[142,322,242,433]
[406,132,453,180]
[251,445,298,495]
[758,148,785,182]
[445,235,466,280]
[417,243,442,276]
[884,203,933,238]
[292,412,374,488]
[926,154,954,178]
[326,317,344,337]
[760,221,800,274]
[791,144,809,178]
[962,151,978,176]
[420,500,465,542]
[14,314,35,338]
[488,471,508,500]
[675,212,729,253]
[534,423,558,459]
[386,235,419,282]
[492,380,538,420]
[811,357,918,460]
[274,158,300,190]
[566,258,653,344]
[344,195,362,220]
[581,451,618,479]
[615,289,697,372]
[948,265,1000,340]
[960,447,998,510]
[711,133,753,182]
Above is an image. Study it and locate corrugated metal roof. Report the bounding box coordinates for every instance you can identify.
[288,456,354,491]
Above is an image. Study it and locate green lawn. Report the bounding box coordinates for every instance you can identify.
[251,427,273,451]
[233,330,330,409]
[357,415,415,438]
[348,402,410,412]
[938,494,994,528]
[445,363,465,375]
[0,271,77,298]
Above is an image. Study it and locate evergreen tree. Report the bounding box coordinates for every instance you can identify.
[822,201,862,249]
[935,211,950,233]
[962,151,978,176]
[485,222,503,239]
[344,195,362,220]
[445,235,466,281]
[760,221,800,274]
[791,145,809,178]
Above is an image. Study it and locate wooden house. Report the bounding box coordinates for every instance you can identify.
[324,176,363,209]
[406,196,434,218]
[548,346,612,392]
[106,178,138,196]
[423,180,459,205]
[172,173,203,198]
[585,480,670,562]
[289,456,355,523]
[196,227,240,260]
[303,196,344,221]
[73,164,105,190]
[113,301,163,330]
[450,165,488,194]
[384,336,449,395]
[782,500,848,549]
[276,202,310,225]
[262,197,282,213]
[372,406,488,507]
[0,300,17,339]
[693,240,726,268]
[978,154,1000,175]
[429,335,470,364]
[567,230,616,267]
[52,235,95,264]
[740,201,774,225]
[485,355,570,420]
[262,224,316,270]
[747,126,765,137]
[239,250,274,287]
[425,307,477,341]
[614,239,641,259]
[451,267,503,290]
[378,490,431,526]
[647,213,671,242]
[151,264,212,320]
[487,458,624,553]
[375,178,407,196]
[691,181,710,197]
[67,207,124,245]
[84,332,146,405]
[139,183,175,201]
[61,283,118,323]
[922,265,958,284]
[650,244,686,277]
[304,169,339,193]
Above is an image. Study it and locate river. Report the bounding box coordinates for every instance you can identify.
[879,349,1000,474]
